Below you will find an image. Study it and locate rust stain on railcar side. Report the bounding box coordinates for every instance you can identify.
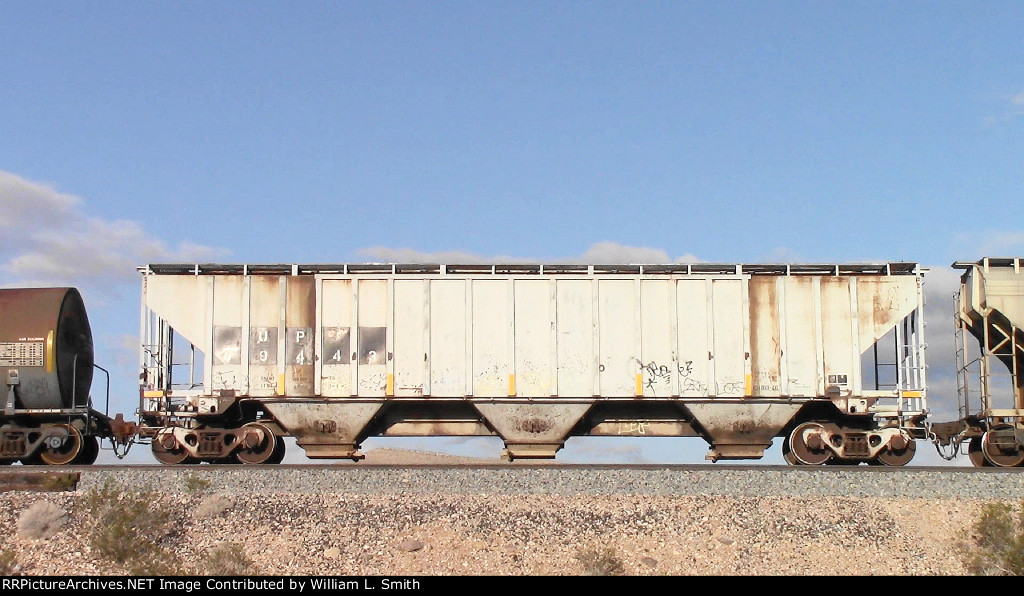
[748,277,782,397]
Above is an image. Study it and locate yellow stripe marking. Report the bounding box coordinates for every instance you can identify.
[386,374,394,397]
[636,374,644,397]
[745,374,752,396]
[277,374,285,396]
[45,330,55,373]
[508,374,516,396]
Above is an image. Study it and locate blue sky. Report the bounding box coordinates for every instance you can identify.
[2,2,1022,465]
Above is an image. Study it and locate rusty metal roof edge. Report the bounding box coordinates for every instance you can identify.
[953,257,1024,269]
[140,262,924,276]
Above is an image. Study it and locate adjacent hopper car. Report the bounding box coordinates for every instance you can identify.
[1,258,1022,467]
[931,258,1024,466]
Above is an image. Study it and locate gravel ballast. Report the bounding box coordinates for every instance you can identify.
[0,451,1016,576]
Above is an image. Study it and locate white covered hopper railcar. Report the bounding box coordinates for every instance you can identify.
[137,262,927,465]
[932,258,1024,466]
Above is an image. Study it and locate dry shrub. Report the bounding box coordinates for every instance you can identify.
[0,549,17,575]
[81,480,187,575]
[574,544,626,576]
[16,500,68,540]
[964,501,1024,576]
[203,542,253,575]
[183,474,212,494]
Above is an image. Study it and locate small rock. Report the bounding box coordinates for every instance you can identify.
[324,547,341,558]
[396,539,424,552]
[195,494,233,518]
[640,556,658,568]
[717,536,735,545]
[16,500,68,539]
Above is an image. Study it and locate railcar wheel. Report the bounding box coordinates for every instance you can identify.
[73,435,100,465]
[266,436,286,464]
[788,422,833,466]
[152,430,194,465]
[875,438,916,467]
[781,436,798,465]
[39,425,84,466]
[236,423,277,465]
[981,426,1024,467]
[968,436,991,467]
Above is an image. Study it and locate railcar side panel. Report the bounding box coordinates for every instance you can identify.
[639,280,674,398]
[675,279,710,397]
[211,276,244,394]
[711,279,747,397]
[248,276,279,397]
[393,279,426,397]
[428,279,466,397]
[319,279,352,397]
[555,279,594,397]
[514,279,554,397]
[357,279,388,397]
[286,276,315,396]
[782,277,818,397]
[470,279,509,397]
[748,277,781,397]
[822,277,855,397]
[598,279,635,397]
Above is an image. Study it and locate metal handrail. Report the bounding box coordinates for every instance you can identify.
[94,364,110,416]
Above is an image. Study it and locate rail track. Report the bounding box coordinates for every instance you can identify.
[0,462,1004,472]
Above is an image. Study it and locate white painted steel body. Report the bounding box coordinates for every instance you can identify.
[138,263,927,461]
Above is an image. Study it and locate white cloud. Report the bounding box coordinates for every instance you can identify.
[0,172,80,229]
[577,242,671,264]
[0,170,228,290]
[952,230,1024,261]
[359,242,703,265]
[358,246,530,264]
[920,265,963,419]
[757,246,804,263]
[976,231,1024,256]
[983,88,1024,126]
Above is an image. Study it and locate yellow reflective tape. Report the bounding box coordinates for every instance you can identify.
[902,390,922,398]
[277,374,285,396]
[386,374,394,397]
[45,330,55,373]
[508,374,516,396]
[636,374,643,397]
[143,390,165,398]
[745,374,752,396]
